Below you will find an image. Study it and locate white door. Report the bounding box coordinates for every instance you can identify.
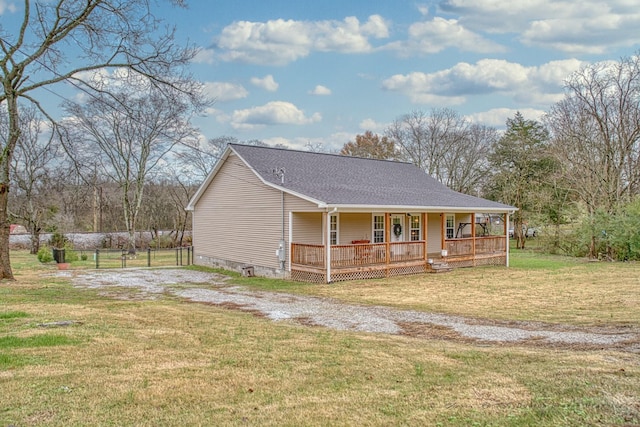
[390,214,405,242]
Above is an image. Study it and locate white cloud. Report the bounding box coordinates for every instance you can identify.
[203,81,248,102]
[385,17,505,55]
[214,15,389,65]
[361,14,390,38]
[417,3,430,16]
[261,134,348,152]
[359,118,389,132]
[468,108,547,128]
[325,132,357,151]
[229,101,321,130]
[439,0,640,54]
[382,58,584,106]
[262,136,298,149]
[203,107,223,117]
[309,85,331,96]
[0,1,17,14]
[192,48,215,64]
[71,68,152,95]
[250,75,279,92]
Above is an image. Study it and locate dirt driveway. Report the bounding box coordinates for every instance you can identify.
[65,268,640,352]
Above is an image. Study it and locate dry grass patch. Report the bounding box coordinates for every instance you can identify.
[1,251,640,426]
[274,257,640,327]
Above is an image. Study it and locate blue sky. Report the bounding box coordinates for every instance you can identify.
[4,0,640,151]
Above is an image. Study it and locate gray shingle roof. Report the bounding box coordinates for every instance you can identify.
[230,143,514,211]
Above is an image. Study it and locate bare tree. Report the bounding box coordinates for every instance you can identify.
[2,106,59,253]
[175,137,269,184]
[0,0,200,279]
[546,54,640,215]
[63,81,199,254]
[442,123,495,194]
[175,136,239,183]
[164,171,197,246]
[545,54,640,257]
[386,108,493,193]
[304,141,326,153]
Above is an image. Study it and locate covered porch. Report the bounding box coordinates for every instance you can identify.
[289,211,509,283]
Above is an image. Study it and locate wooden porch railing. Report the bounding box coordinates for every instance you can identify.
[444,236,506,257]
[291,243,325,268]
[292,241,425,269]
[292,236,505,270]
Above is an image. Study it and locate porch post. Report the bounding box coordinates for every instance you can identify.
[471,213,476,266]
[422,212,428,261]
[325,211,332,283]
[288,211,293,272]
[505,212,510,267]
[440,213,446,255]
[385,213,391,275]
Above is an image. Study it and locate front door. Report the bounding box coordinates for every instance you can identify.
[390,214,405,242]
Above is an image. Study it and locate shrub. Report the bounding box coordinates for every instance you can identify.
[64,248,79,263]
[568,198,640,261]
[37,246,53,263]
[49,232,67,248]
[609,198,640,261]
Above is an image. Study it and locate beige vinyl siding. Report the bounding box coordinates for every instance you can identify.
[286,190,324,244]
[284,193,321,212]
[292,212,323,244]
[339,213,372,244]
[427,213,442,254]
[193,154,286,271]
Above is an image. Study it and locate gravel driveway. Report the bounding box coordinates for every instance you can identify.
[65,268,640,352]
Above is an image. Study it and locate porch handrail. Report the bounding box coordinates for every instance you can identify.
[292,241,425,269]
[291,243,326,268]
[445,235,506,257]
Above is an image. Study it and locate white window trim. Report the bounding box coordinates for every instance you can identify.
[372,213,385,243]
[330,214,339,245]
[410,215,421,241]
[446,214,455,239]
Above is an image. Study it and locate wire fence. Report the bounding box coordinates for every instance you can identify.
[92,247,193,269]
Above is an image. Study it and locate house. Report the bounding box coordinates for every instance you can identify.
[10,224,27,234]
[186,144,517,283]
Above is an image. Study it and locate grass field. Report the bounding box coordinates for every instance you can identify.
[1,250,639,426]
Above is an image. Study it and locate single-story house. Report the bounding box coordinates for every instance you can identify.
[186,144,517,283]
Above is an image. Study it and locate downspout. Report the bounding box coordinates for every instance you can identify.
[288,211,293,273]
[274,168,285,273]
[281,185,285,272]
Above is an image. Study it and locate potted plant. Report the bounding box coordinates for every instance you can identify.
[49,232,69,269]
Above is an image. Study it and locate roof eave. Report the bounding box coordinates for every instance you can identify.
[322,204,517,213]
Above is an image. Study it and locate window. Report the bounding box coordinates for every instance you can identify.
[410,215,421,241]
[330,215,338,245]
[446,214,455,239]
[373,215,385,243]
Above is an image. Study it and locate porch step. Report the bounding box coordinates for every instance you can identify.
[429,262,453,273]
